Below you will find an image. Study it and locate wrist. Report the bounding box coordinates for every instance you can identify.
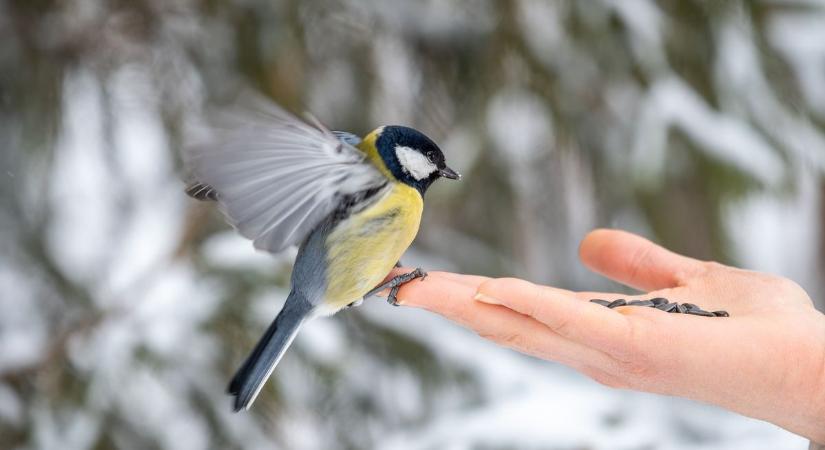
[809,363,825,442]
[749,312,825,443]
[807,395,825,445]
[799,313,825,443]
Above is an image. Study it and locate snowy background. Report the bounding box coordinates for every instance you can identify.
[1,0,824,449]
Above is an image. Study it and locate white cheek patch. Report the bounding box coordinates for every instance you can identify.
[395,145,437,181]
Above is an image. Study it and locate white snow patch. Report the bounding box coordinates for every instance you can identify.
[726,166,822,298]
[201,230,294,271]
[486,89,554,165]
[632,78,784,187]
[768,12,825,118]
[47,70,115,284]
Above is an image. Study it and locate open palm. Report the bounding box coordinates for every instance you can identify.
[387,229,825,443]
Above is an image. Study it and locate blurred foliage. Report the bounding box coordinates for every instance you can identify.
[1,0,824,448]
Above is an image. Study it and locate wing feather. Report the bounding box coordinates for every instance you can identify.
[187,96,385,253]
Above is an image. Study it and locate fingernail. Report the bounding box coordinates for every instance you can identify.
[474,293,501,305]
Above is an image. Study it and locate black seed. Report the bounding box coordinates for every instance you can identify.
[590,299,611,307]
[683,303,698,311]
[675,304,687,314]
[628,300,655,307]
[686,309,715,317]
[712,310,730,317]
[607,299,627,308]
[656,302,677,312]
[650,297,668,306]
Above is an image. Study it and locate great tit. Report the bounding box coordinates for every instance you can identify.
[185,98,460,411]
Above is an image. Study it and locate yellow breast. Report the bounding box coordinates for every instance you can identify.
[323,183,423,307]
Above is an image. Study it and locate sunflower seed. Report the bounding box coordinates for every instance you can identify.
[589,299,611,306]
[655,302,677,312]
[686,309,715,317]
[607,299,627,308]
[650,297,668,306]
[712,310,730,317]
[628,300,655,307]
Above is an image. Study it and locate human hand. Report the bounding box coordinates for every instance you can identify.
[387,229,825,442]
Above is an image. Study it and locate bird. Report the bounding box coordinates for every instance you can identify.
[184,96,460,412]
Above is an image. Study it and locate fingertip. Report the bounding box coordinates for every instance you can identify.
[579,228,624,268]
[377,267,431,304]
[476,277,534,300]
[391,276,427,307]
[392,272,472,310]
[473,293,501,305]
[581,228,617,244]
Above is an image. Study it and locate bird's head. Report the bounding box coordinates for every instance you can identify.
[367,125,460,194]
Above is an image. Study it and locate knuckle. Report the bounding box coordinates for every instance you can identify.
[627,245,654,283]
[550,312,573,336]
[478,329,525,349]
[526,284,549,318]
[694,261,726,281]
[702,261,727,272]
[501,332,526,348]
[617,358,659,385]
[775,277,808,298]
[609,320,662,384]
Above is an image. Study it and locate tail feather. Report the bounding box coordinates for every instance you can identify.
[228,292,311,411]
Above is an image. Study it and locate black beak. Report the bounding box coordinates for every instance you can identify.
[438,166,461,180]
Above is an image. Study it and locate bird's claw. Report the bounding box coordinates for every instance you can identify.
[364,267,428,306]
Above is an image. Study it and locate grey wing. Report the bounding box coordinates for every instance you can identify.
[185,97,385,253]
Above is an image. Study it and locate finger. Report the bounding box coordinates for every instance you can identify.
[379,268,489,294]
[386,267,489,284]
[474,277,633,357]
[435,272,491,287]
[387,271,487,310]
[393,275,613,368]
[579,229,707,291]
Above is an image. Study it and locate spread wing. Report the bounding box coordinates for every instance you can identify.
[186,98,386,253]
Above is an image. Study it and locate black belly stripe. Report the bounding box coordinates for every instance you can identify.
[357,208,401,236]
[331,182,389,223]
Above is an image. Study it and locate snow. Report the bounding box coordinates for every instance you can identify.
[47,70,116,285]
[725,166,823,299]
[632,78,785,188]
[486,88,554,166]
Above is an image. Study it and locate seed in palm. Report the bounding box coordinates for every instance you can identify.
[589,298,728,317]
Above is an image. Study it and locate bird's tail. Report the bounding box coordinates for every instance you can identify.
[228,291,312,411]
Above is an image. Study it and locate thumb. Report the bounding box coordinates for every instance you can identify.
[578,229,707,291]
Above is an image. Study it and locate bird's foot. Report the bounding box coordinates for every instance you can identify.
[364,268,428,306]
